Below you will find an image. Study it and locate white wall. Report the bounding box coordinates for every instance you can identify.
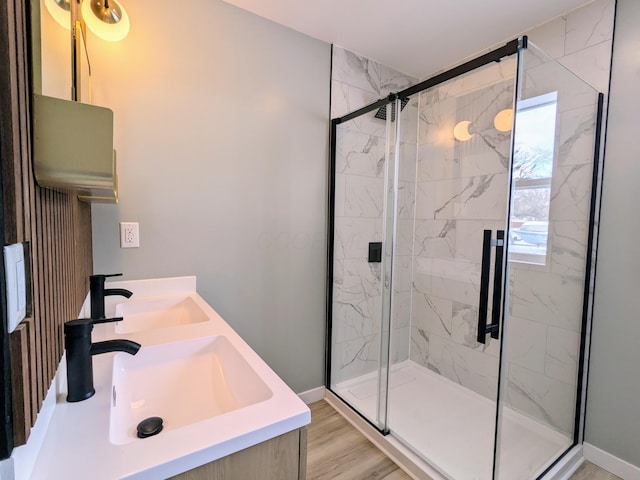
[586,0,640,468]
[88,0,331,393]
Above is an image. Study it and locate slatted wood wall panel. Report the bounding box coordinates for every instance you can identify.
[1,0,93,447]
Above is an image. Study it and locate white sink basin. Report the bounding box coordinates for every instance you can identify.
[109,336,273,445]
[113,294,208,334]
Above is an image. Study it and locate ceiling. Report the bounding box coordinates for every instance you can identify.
[221,0,594,78]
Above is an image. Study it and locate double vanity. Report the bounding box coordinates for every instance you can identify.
[28,276,310,479]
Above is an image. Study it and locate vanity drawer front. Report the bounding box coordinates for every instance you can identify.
[170,427,307,480]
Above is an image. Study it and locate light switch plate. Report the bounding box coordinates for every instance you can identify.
[4,243,26,333]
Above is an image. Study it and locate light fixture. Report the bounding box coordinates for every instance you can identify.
[494,108,514,132]
[453,120,473,141]
[43,0,71,29]
[82,0,130,42]
[44,0,130,42]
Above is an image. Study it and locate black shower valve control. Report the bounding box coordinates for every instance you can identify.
[368,242,382,263]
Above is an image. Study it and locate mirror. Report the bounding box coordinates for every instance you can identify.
[30,0,119,202]
[32,0,93,102]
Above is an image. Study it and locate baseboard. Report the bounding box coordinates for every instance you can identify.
[298,386,325,404]
[542,445,584,480]
[583,443,640,479]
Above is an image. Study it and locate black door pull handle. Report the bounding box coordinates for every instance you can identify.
[477,230,504,344]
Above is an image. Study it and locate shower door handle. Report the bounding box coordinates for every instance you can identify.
[477,230,492,344]
[489,230,505,340]
[477,230,504,344]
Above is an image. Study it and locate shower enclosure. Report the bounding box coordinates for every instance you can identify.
[327,37,603,480]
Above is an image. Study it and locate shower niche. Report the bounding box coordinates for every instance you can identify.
[327,37,603,480]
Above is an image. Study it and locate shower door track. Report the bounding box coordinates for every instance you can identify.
[332,38,522,126]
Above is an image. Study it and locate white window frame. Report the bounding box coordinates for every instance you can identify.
[508,91,558,265]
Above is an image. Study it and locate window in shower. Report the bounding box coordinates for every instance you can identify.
[509,92,558,263]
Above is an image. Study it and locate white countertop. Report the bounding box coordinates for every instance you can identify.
[28,277,310,480]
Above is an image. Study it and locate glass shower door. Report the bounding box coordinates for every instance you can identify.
[387,58,519,480]
[328,102,397,430]
[495,43,602,479]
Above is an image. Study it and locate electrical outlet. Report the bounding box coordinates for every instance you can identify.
[120,222,140,248]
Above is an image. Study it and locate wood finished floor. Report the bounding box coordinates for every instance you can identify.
[306,400,619,480]
[307,400,411,479]
[570,462,622,480]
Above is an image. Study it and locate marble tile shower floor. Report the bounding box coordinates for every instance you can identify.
[334,361,572,480]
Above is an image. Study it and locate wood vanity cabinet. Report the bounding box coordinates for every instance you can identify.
[170,427,308,480]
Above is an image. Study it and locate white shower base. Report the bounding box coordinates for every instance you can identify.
[333,361,572,480]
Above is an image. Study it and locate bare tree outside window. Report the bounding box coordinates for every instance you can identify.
[509,92,558,262]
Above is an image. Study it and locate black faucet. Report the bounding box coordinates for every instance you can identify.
[64,317,141,402]
[90,273,133,319]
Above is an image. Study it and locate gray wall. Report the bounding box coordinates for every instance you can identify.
[586,0,640,467]
[89,0,330,393]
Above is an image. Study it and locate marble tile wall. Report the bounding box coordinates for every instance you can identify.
[409,62,516,402]
[502,76,600,435]
[526,0,615,94]
[330,46,416,385]
[502,0,614,435]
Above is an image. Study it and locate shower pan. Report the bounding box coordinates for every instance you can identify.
[326,37,603,480]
